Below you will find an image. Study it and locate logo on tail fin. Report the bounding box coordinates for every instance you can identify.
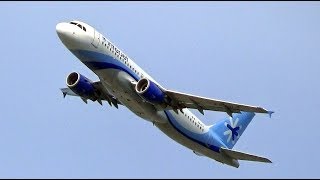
[223,117,242,144]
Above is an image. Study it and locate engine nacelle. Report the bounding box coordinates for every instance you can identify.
[135,78,166,104]
[66,72,95,99]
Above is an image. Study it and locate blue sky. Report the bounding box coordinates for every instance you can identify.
[0,1,319,178]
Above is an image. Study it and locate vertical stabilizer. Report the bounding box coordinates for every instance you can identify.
[211,112,255,149]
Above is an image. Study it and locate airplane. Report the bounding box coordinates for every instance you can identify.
[56,20,274,168]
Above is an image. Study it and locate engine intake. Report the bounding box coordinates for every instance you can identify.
[136,78,165,104]
[66,72,95,99]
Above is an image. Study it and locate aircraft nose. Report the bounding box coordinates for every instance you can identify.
[56,22,69,38]
[56,22,76,48]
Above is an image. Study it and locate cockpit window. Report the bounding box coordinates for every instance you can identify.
[77,24,82,29]
[69,22,86,32]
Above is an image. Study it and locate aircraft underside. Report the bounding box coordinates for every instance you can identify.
[93,68,239,168]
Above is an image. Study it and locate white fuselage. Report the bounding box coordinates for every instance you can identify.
[56,21,237,167]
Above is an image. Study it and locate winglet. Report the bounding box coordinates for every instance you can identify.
[60,88,67,98]
[267,111,274,118]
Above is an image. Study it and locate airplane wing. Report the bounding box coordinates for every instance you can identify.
[164,89,273,117]
[220,147,272,163]
[61,87,78,97]
[61,81,122,108]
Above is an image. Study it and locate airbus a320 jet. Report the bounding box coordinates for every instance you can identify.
[56,20,274,168]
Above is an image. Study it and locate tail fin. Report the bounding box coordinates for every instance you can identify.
[211,111,255,149]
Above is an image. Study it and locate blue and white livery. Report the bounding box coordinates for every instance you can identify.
[56,20,273,168]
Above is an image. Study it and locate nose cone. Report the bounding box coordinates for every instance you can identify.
[56,22,70,41]
[56,21,89,50]
[56,23,64,36]
[56,22,79,49]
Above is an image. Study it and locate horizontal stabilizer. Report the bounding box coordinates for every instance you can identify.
[220,147,272,163]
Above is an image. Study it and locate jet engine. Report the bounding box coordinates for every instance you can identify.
[66,72,96,100]
[135,78,166,104]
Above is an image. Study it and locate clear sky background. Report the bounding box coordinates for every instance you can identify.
[0,1,319,178]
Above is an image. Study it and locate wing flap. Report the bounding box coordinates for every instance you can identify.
[220,147,272,163]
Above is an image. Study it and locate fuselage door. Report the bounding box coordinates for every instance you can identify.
[91,30,100,48]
